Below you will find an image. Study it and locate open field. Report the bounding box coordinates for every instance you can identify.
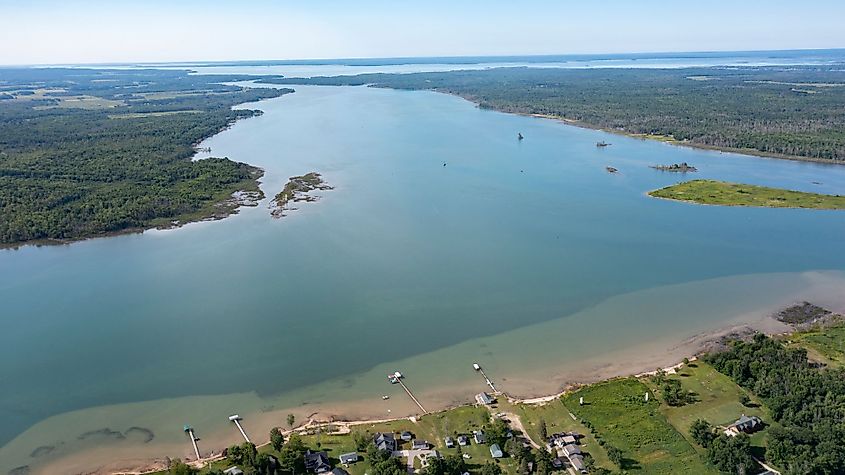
[788,322,845,367]
[649,179,845,209]
[641,362,772,450]
[563,378,714,474]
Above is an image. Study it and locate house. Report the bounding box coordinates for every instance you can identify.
[561,435,577,445]
[401,431,414,442]
[725,414,763,436]
[223,468,244,475]
[331,468,350,475]
[475,392,495,405]
[489,444,503,458]
[569,454,587,474]
[551,458,564,469]
[373,432,397,452]
[473,430,486,444]
[304,450,332,474]
[339,453,359,465]
[412,439,430,450]
[444,436,455,448]
[562,444,581,457]
[457,435,470,446]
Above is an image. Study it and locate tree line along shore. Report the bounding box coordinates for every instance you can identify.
[146,303,844,475]
[261,65,845,163]
[0,68,290,246]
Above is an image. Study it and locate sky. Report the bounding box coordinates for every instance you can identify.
[1,0,844,65]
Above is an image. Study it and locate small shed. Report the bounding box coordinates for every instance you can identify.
[339,453,359,465]
[445,436,455,448]
[489,444,503,458]
[223,468,244,475]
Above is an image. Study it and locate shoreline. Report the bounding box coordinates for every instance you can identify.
[421,88,845,167]
[30,306,809,475]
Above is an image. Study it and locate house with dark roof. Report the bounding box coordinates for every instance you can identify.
[304,450,331,474]
[401,431,414,442]
[570,454,587,474]
[725,414,763,436]
[562,444,581,457]
[331,468,349,475]
[411,439,430,450]
[444,436,455,448]
[373,432,397,452]
[473,430,486,444]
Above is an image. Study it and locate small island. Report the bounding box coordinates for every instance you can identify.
[651,162,697,173]
[649,179,845,209]
[269,172,333,218]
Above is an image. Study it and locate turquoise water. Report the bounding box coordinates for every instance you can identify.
[3,84,845,473]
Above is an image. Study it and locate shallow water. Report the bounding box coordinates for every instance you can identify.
[3,83,845,473]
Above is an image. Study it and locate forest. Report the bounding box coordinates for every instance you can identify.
[706,334,845,473]
[262,65,845,161]
[0,68,290,245]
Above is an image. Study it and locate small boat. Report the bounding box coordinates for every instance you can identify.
[517,133,524,141]
[596,141,610,147]
[473,363,481,371]
[606,166,618,173]
[382,395,390,400]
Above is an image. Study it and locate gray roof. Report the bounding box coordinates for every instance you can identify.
[224,468,244,475]
[489,443,503,458]
[339,452,358,463]
[476,392,495,405]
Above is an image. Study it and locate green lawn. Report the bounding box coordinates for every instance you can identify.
[649,179,845,209]
[504,399,614,471]
[563,378,715,474]
[642,363,772,450]
[789,323,845,367]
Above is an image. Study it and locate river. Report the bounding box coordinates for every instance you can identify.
[2,73,845,473]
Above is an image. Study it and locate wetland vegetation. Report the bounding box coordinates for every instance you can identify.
[648,180,845,209]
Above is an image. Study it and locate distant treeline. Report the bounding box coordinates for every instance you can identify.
[0,68,291,245]
[260,66,845,161]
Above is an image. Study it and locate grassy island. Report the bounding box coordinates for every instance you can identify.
[649,179,845,209]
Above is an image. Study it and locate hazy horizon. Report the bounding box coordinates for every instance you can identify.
[2,0,844,65]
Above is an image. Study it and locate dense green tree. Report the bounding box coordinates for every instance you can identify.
[168,459,198,475]
[690,419,716,449]
[605,445,624,469]
[706,434,755,474]
[423,454,466,475]
[479,461,502,475]
[538,418,547,441]
[287,414,296,428]
[271,427,285,452]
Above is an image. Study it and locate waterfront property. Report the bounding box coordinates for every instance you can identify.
[475,392,495,406]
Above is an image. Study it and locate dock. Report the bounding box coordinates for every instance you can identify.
[473,363,500,394]
[183,424,201,461]
[229,414,251,443]
[391,372,428,414]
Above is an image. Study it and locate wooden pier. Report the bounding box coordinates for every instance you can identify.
[394,374,428,414]
[474,363,500,394]
[183,424,201,461]
[229,414,251,443]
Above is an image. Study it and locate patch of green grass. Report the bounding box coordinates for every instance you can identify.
[790,323,845,367]
[649,179,845,209]
[504,399,614,470]
[564,378,714,474]
[643,363,771,451]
